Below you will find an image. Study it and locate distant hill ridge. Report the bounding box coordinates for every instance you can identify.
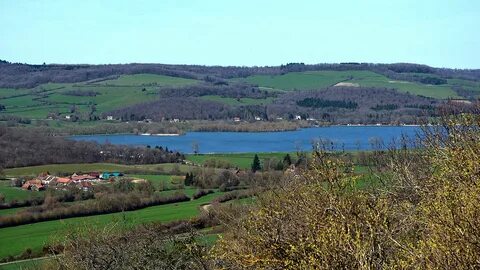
[1,60,479,89]
[1,60,479,125]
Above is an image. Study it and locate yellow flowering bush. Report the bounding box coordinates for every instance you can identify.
[213,114,480,269]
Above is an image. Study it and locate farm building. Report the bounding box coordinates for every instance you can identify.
[77,181,93,191]
[39,175,57,185]
[71,174,98,182]
[21,179,45,191]
[100,172,123,179]
[56,177,72,185]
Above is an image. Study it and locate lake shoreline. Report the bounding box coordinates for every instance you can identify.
[66,124,425,138]
[70,126,421,154]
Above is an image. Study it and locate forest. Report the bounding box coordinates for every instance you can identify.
[0,126,183,168]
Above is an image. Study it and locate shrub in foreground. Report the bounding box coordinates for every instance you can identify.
[212,114,480,269]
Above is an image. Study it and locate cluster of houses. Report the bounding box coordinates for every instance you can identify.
[21,172,124,192]
[231,116,315,122]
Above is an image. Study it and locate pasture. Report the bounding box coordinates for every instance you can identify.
[186,152,297,169]
[0,181,42,202]
[0,192,222,260]
[96,73,197,86]
[239,70,460,99]
[3,163,195,177]
[0,74,201,119]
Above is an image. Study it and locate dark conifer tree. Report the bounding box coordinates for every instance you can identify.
[251,154,261,172]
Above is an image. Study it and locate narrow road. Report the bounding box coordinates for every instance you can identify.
[0,255,55,268]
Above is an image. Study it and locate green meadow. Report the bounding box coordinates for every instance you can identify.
[0,257,50,270]
[96,73,198,86]
[239,70,459,99]
[0,181,42,202]
[0,73,201,119]
[186,152,297,169]
[3,163,195,177]
[241,71,352,91]
[0,192,221,259]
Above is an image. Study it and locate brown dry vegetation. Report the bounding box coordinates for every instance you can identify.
[212,114,480,269]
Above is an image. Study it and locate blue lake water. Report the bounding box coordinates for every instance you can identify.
[70,126,421,154]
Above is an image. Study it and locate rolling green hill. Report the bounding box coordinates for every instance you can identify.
[239,70,460,99]
[0,193,221,260]
[0,69,478,123]
[97,73,197,86]
[0,74,201,119]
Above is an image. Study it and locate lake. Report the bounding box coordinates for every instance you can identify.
[70,126,422,154]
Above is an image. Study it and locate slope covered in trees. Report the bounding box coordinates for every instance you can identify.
[0,126,183,168]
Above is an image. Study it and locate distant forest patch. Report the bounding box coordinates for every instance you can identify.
[63,90,100,97]
[296,98,358,109]
[371,104,399,111]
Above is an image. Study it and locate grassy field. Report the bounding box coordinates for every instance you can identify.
[0,257,51,270]
[3,163,196,177]
[0,73,200,119]
[96,74,198,86]
[239,70,459,99]
[0,162,227,260]
[187,152,298,169]
[448,78,480,93]
[347,71,458,99]
[241,71,349,91]
[0,181,42,202]
[0,207,27,217]
[0,88,31,99]
[0,192,221,260]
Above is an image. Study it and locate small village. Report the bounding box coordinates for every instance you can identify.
[19,171,124,192]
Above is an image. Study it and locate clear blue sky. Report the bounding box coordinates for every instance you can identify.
[1,0,479,68]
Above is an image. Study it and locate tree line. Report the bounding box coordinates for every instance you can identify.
[1,60,479,89]
[0,126,183,168]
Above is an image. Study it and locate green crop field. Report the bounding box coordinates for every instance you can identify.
[96,73,198,86]
[200,95,274,106]
[347,71,459,99]
[241,71,352,91]
[0,192,221,259]
[239,70,460,99]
